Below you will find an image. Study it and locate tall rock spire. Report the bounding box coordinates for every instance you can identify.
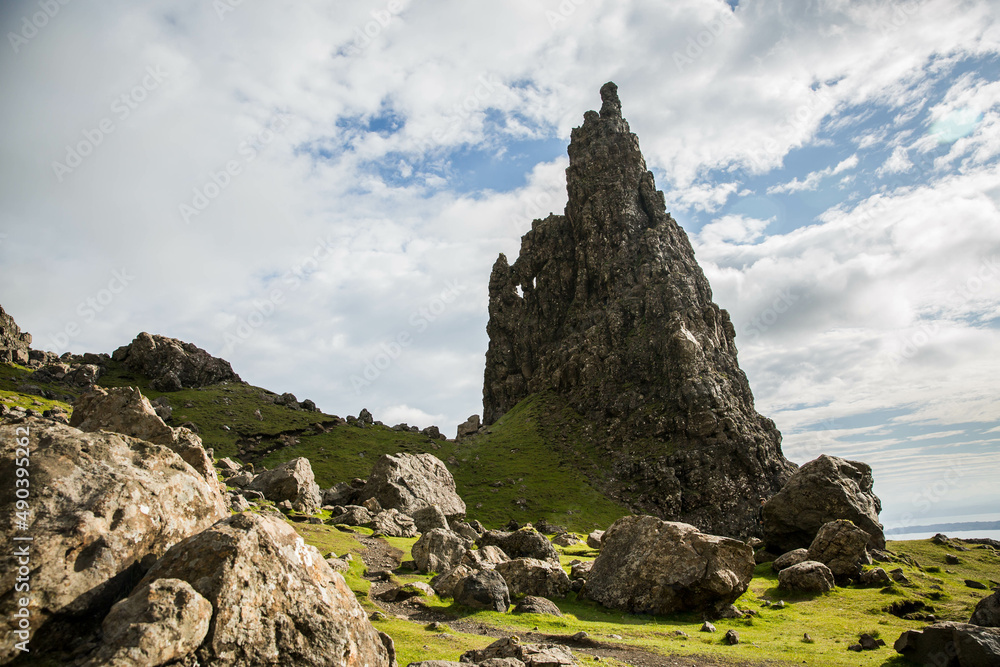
[483,83,795,536]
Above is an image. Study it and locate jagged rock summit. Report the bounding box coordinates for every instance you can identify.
[483,82,796,536]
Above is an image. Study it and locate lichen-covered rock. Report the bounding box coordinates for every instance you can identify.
[778,561,836,593]
[971,590,1000,627]
[570,561,593,580]
[371,509,418,538]
[478,528,560,565]
[70,386,217,486]
[412,529,473,573]
[514,596,563,617]
[0,419,227,664]
[247,457,322,514]
[772,548,810,572]
[413,504,450,533]
[495,558,572,599]
[481,83,794,537]
[453,570,511,612]
[461,637,575,666]
[462,545,510,570]
[329,505,373,526]
[894,622,1000,666]
[585,515,754,616]
[763,454,884,552]
[586,530,605,550]
[358,453,466,519]
[112,332,241,390]
[137,512,390,666]
[859,567,892,587]
[807,520,872,581]
[430,565,474,598]
[82,578,212,667]
[552,533,580,547]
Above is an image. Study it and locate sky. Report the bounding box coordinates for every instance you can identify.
[1,0,998,529]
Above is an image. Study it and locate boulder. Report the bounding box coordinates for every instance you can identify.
[479,528,560,565]
[323,481,361,507]
[970,590,1000,627]
[453,570,511,612]
[413,505,450,533]
[514,596,563,617]
[894,622,1000,666]
[763,454,884,553]
[451,520,481,541]
[807,519,872,581]
[462,546,510,570]
[0,419,226,664]
[371,509,418,538]
[859,567,892,587]
[247,457,322,514]
[772,548,810,572]
[359,453,466,519]
[570,561,593,580]
[778,561,836,593]
[495,558,572,599]
[329,505,373,526]
[586,530,605,550]
[137,512,390,666]
[0,304,32,364]
[552,533,580,547]
[430,565,475,598]
[456,414,481,441]
[461,637,575,666]
[112,332,242,390]
[412,529,473,573]
[70,386,217,486]
[82,578,212,667]
[584,515,754,616]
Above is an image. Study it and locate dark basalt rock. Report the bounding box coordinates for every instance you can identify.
[482,82,795,536]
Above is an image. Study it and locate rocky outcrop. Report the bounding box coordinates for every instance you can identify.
[456,414,481,441]
[248,457,323,514]
[358,453,466,519]
[412,529,473,573]
[70,386,217,486]
[112,332,241,391]
[970,590,1000,627]
[478,528,560,565]
[778,561,836,593]
[763,454,884,552]
[0,304,31,365]
[137,512,391,666]
[495,558,572,599]
[894,622,1000,666]
[807,519,872,581]
[584,515,754,616]
[481,82,794,537]
[453,570,511,612]
[0,419,227,664]
[82,578,212,667]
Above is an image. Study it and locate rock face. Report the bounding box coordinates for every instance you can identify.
[137,512,390,666]
[248,457,323,514]
[359,453,466,520]
[763,454,884,552]
[894,622,1000,666]
[585,515,754,615]
[82,578,212,667]
[412,529,473,573]
[807,519,872,581]
[70,386,217,486]
[970,590,1000,627]
[778,561,836,593]
[0,419,227,664]
[112,332,241,391]
[0,304,31,365]
[481,82,794,536]
[478,528,560,565]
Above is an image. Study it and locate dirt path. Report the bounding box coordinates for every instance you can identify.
[357,536,788,667]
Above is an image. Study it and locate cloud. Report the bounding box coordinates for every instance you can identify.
[766,153,859,194]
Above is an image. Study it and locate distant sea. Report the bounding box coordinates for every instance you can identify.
[884,518,1000,542]
[888,529,1000,542]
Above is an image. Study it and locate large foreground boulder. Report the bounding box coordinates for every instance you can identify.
[112,331,242,390]
[894,622,1000,666]
[478,528,560,565]
[970,590,1000,627]
[137,512,391,666]
[248,457,323,514]
[807,519,872,581]
[358,453,466,519]
[0,419,227,664]
[412,529,473,573]
[70,385,217,486]
[763,454,884,553]
[585,515,754,616]
[495,558,572,599]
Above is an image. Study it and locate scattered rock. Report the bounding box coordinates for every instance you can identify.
[947,554,961,565]
[700,622,716,633]
[585,516,754,616]
[894,622,1000,666]
[772,548,810,572]
[858,633,884,650]
[247,457,323,514]
[112,332,241,390]
[413,504,451,533]
[586,530,605,550]
[461,637,575,666]
[479,528,561,565]
[462,545,511,570]
[453,570,511,612]
[807,519,872,581]
[966,579,988,590]
[430,565,475,598]
[724,629,739,645]
[495,558,572,599]
[778,561,836,593]
[412,529,473,573]
[552,532,580,547]
[570,561,593,580]
[456,414,481,441]
[329,505,373,526]
[379,582,436,602]
[763,454,884,553]
[514,596,563,617]
[359,453,466,520]
[970,589,1000,627]
[371,509,419,538]
[860,567,892,587]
